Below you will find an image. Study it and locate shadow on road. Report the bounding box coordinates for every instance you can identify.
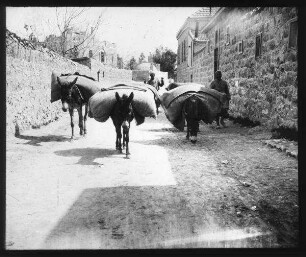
[16,134,71,146]
[54,148,118,165]
[43,186,276,249]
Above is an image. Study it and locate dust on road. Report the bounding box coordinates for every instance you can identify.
[6,108,298,249]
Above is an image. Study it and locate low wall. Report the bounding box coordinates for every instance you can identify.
[90,58,133,81]
[132,70,168,82]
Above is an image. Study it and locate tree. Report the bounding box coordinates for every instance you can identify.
[153,47,177,79]
[46,7,104,57]
[24,24,40,47]
[125,57,137,70]
[117,55,124,69]
[138,52,146,63]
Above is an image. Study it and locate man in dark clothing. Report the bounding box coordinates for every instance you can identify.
[157,77,164,89]
[210,70,231,128]
[147,72,161,114]
[147,73,157,89]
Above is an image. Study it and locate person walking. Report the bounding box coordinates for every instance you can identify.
[210,70,231,128]
[148,72,158,90]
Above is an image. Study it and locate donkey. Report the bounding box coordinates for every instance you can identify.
[182,94,207,143]
[110,92,134,158]
[57,77,88,139]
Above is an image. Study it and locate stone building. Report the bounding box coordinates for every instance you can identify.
[176,7,219,83]
[44,27,118,68]
[176,7,298,131]
[82,39,118,68]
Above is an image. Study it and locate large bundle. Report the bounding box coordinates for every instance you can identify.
[51,71,103,103]
[107,82,160,100]
[88,84,157,125]
[160,83,227,129]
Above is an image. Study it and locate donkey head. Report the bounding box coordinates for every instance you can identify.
[57,77,78,112]
[115,92,134,129]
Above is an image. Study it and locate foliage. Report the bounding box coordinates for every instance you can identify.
[152,46,177,78]
[44,8,104,58]
[125,57,137,70]
[117,55,124,69]
[138,52,146,63]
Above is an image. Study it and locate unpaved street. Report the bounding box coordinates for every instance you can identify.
[6,107,298,249]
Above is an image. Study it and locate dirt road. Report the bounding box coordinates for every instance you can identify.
[6,107,298,249]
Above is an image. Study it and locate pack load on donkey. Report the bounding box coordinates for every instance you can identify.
[88,82,160,157]
[88,83,159,125]
[50,71,103,103]
[160,83,227,131]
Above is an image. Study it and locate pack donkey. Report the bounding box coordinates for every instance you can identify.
[110,92,134,158]
[56,73,99,139]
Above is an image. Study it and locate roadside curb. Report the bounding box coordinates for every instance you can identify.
[263,139,298,159]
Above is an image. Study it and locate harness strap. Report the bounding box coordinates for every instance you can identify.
[72,84,84,101]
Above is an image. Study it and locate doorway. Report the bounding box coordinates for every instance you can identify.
[214,48,219,78]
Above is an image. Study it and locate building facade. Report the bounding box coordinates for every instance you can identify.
[176,7,219,83]
[44,27,118,68]
[176,7,298,130]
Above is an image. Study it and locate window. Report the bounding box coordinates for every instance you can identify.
[215,28,220,46]
[238,40,244,53]
[182,42,184,61]
[255,33,262,58]
[226,26,230,45]
[89,50,93,58]
[190,42,193,66]
[177,45,180,64]
[185,39,188,61]
[190,74,193,82]
[183,41,185,62]
[195,21,199,38]
[232,35,236,45]
[289,19,298,49]
[268,7,273,14]
[101,52,105,62]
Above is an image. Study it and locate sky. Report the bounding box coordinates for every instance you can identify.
[6,7,200,62]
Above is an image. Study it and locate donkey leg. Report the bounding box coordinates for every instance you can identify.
[123,126,130,156]
[186,119,190,140]
[122,132,126,149]
[116,126,123,152]
[78,107,83,135]
[69,108,75,139]
[125,128,130,156]
[216,114,221,129]
[84,104,88,135]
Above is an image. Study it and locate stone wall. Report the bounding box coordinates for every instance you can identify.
[90,58,132,82]
[6,30,132,136]
[178,7,298,131]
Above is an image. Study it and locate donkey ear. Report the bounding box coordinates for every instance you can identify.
[115,92,120,102]
[128,92,134,102]
[57,77,62,86]
[72,77,78,85]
